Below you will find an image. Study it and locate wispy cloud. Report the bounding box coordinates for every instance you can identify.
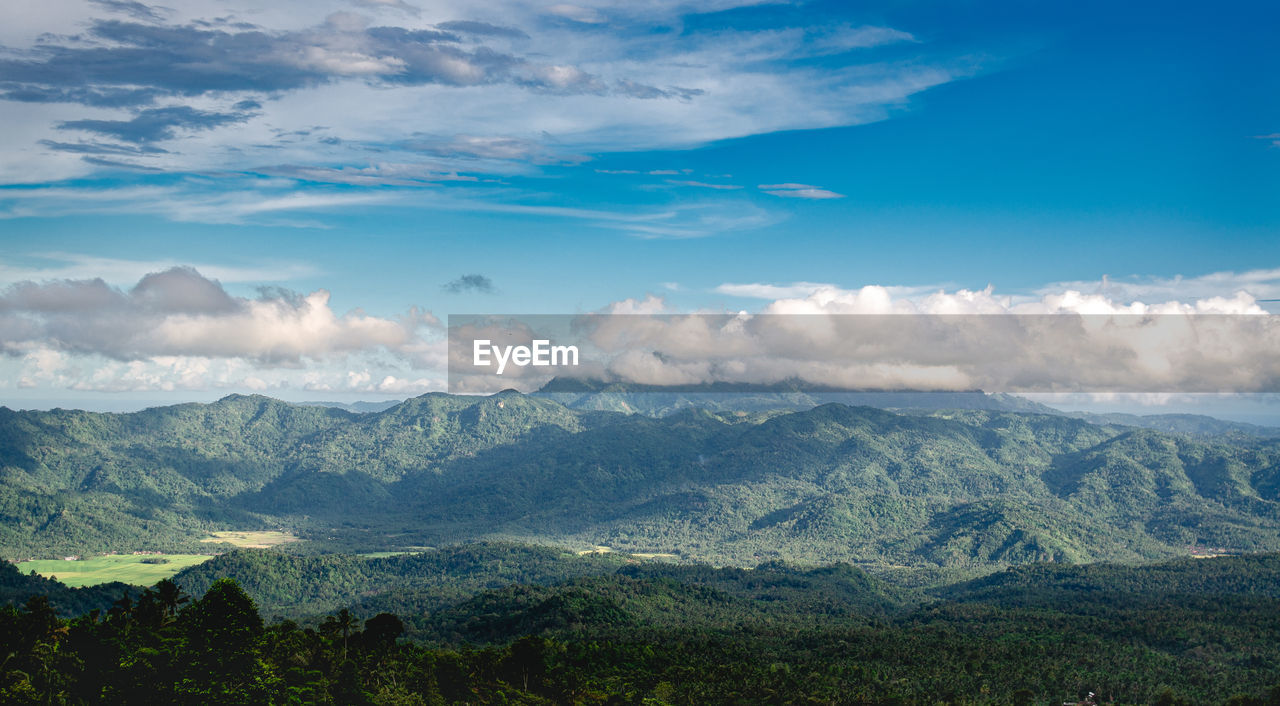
[87,0,168,22]
[1037,269,1280,304]
[0,252,318,286]
[758,183,845,199]
[666,179,742,190]
[0,1,965,194]
[716,282,940,300]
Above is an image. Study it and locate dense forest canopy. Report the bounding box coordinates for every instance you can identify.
[3,546,1280,704]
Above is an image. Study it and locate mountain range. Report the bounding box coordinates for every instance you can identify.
[3,390,1280,568]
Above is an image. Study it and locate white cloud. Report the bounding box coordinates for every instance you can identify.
[758,183,845,199]
[716,282,938,300]
[545,4,606,24]
[0,266,440,364]
[1038,269,1280,306]
[0,252,318,286]
[0,0,965,191]
[458,282,1280,394]
[10,265,1280,399]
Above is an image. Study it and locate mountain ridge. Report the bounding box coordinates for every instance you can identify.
[2,392,1279,568]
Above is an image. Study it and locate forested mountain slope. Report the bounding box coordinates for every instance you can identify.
[3,393,1280,567]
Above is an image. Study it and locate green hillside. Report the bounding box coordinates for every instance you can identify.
[3,393,1280,570]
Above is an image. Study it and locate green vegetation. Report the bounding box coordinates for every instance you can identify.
[7,393,1280,702]
[3,393,1280,570]
[170,543,630,618]
[15,554,213,587]
[3,546,1280,704]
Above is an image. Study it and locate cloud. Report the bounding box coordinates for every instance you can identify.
[9,348,448,395]
[0,15,608,107]
[0,2,963,190]
[0,266,439,365]
[38,140,167,155]
[665,179,741,190]
[0,179,775,233]
[802,25,916,56]
[546,4,607,24]
[0,85,166,108]
[456,285,1280,394]
[442,274,495,294]
[613,80,703,100]
[1037,269,1280,306]
[58,106,253,143]
[352,0,420,16]
[399,134,584,165]
[716,282,842,299]
[436,20,528,39]
[0,252,317,287]
[758,183,845,199]
[79,156,164,171]
[263,163,480,186]
[87,0,168,22]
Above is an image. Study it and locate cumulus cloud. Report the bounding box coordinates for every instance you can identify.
[0,266,439,365]
[452,285,1280,394]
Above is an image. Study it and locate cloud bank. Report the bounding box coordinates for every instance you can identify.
[0,266,438,364]
[451,281,1280,394]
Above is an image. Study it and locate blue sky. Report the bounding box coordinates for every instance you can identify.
[1,0,1278,408]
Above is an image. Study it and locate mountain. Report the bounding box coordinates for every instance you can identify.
[295,400,403,414]
[2,393,1280,569]
[536,378,1280,440]
[534,376,1064,417]
[1064,411,1280,438]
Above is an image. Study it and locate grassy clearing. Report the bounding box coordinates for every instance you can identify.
[200,530,300,548]
[576,545,613,555]
[17,554,213,587]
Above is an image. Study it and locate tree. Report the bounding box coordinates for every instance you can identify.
[177,578,278,705]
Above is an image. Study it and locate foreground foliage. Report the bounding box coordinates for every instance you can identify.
[3,549,1280,704]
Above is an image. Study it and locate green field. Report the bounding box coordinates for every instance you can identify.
[200,530,299,548]
[16,554,213,587]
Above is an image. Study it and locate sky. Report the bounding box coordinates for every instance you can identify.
[1,0,1278,414]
